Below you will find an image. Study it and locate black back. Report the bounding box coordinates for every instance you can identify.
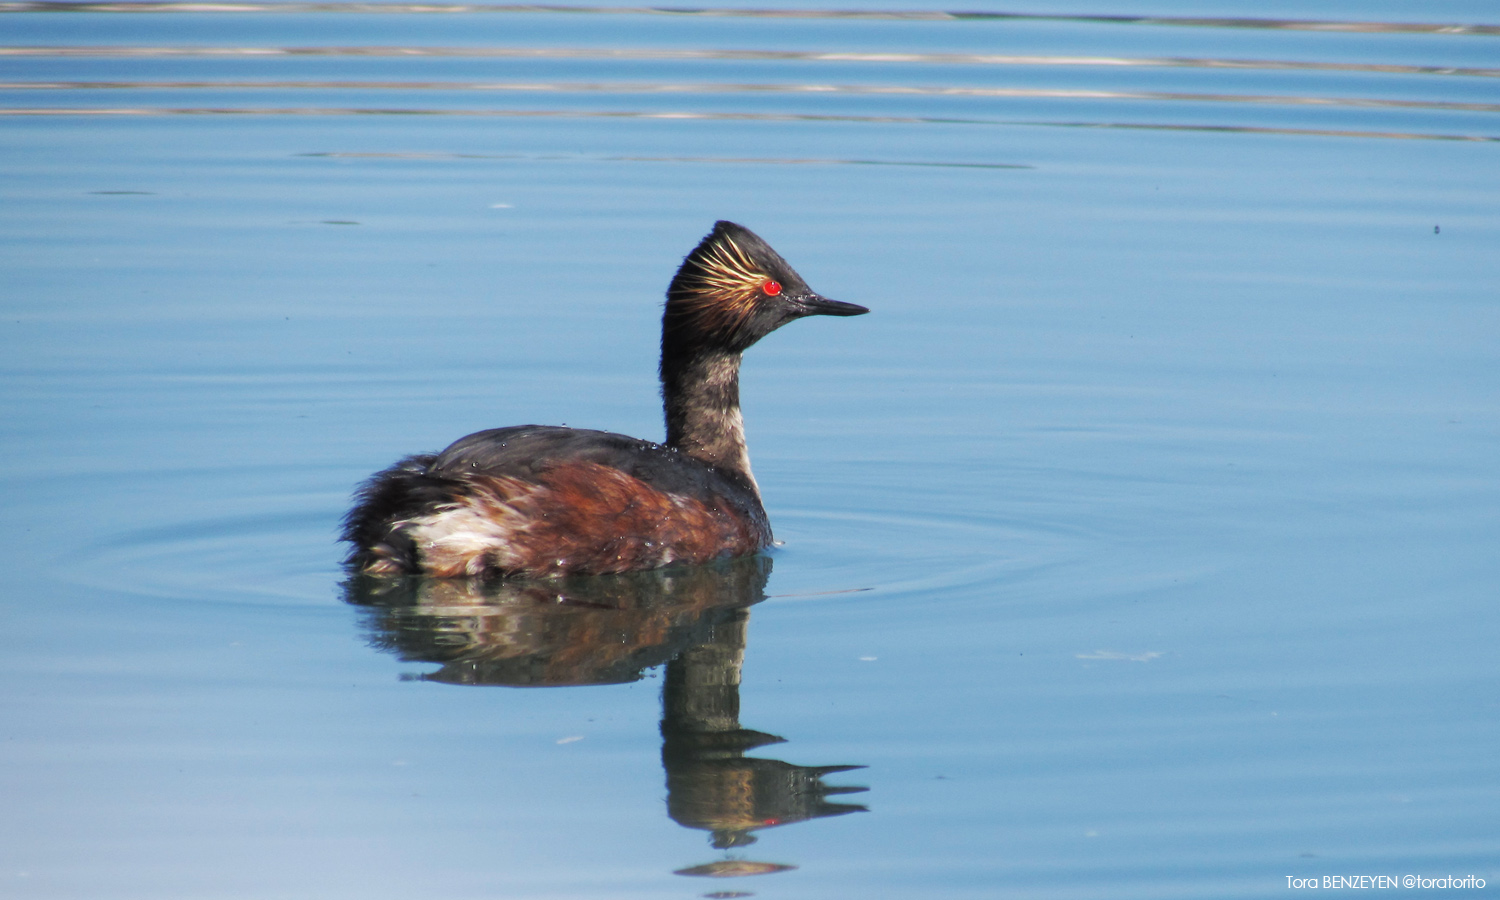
[430,425,760,501]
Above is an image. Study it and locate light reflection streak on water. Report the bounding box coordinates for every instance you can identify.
[2,2,1498,35]
[2,105,1494,142]
[4,7,1495,144]
[293,150,1033,168]
[6,80,1500,115]
[2,47,1498,80]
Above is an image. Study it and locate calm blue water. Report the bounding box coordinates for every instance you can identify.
[2,3,1497,898]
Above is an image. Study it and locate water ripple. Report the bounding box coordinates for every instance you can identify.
[6,81,1497,115]
[2,2,1497,36]
[297,150,1032,168]
[4,46,1497,79]
[2,105,1492,141]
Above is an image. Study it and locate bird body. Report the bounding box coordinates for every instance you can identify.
[343,221,866,578]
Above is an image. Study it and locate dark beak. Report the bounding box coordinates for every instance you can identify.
[795,292,870,317]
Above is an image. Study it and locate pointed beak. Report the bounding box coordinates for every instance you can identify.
[795,292,870,317]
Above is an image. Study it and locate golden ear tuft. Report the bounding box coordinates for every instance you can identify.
[686,233,770,302]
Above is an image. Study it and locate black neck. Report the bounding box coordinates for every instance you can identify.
[661,349,758,493]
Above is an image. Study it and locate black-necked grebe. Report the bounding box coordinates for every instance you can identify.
[343,220,868,578]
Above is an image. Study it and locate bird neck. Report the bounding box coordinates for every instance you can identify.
[662,348,759,495]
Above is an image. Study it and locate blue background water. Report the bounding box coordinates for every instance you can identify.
[2,3,1497,897]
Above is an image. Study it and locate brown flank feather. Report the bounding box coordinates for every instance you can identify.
[416,461,768,579]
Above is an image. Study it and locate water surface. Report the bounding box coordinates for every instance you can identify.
[1,2,1497,897]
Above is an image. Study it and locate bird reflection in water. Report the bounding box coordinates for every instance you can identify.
[343,556,867,880]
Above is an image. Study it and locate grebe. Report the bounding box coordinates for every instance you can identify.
[343,221,868,578]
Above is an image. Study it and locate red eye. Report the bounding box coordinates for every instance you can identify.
[762,280,782,296]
